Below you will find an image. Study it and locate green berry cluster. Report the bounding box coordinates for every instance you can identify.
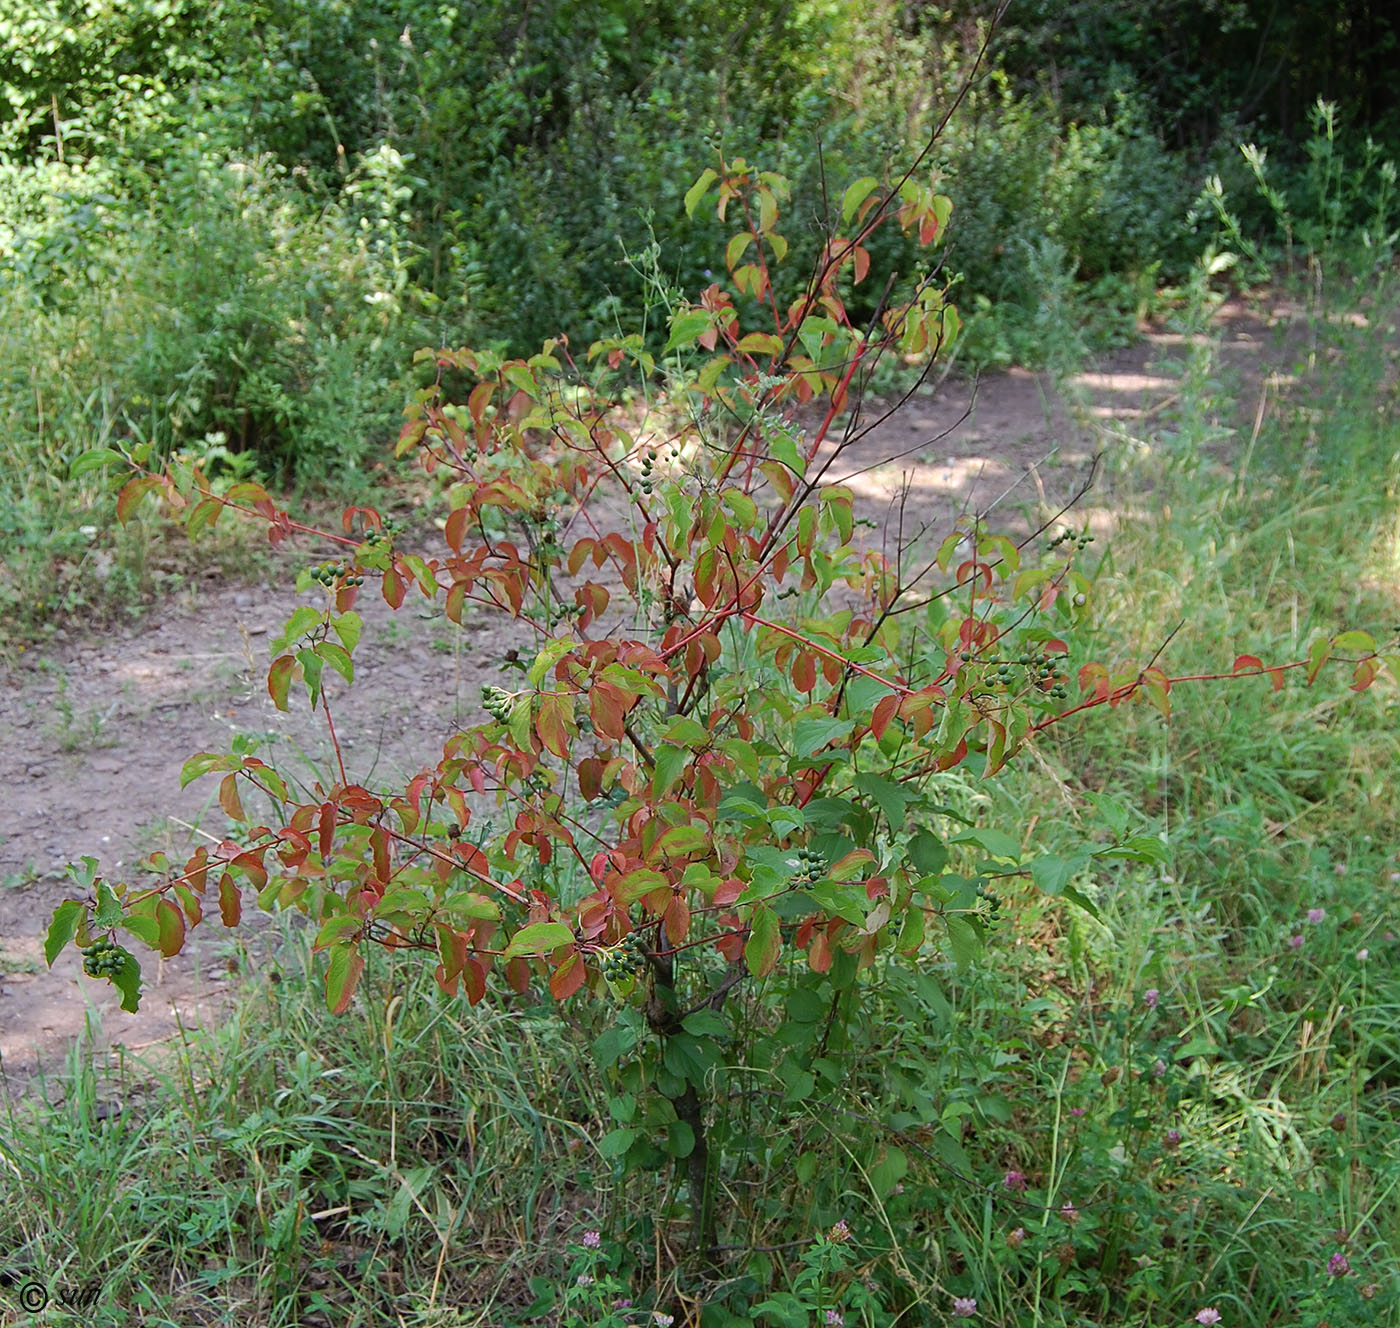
[308,559,365,588]
[1049,529,1094,552]
[975,880,1003,924]
[81,935,125,979]
[971,650,1070,699]
[362,517,402,546]
[481,685,515,722]
[789,846,827,886]
[637,448,660,496]
[600,931,648,980]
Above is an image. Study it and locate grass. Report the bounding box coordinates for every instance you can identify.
[3,261,1400,1325]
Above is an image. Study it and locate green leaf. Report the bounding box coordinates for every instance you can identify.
[120,914,160,947]
[944,915,980,970]
[869,1144,908,1196]
[1031,853,1088,896]
[504,921,574,959]
[684,167,719,217]
[528,637,575,686]
[681,1009,729,1038]
[180,752,234,788]
[331,611,362,653]
[744,903,781,977]
[854,773,914,830]
[663,1121,696,1158]
[909,829,947,876]
[954,827,1022,861]
[593,1020,641,1068]
[770,431,805,476]
[45,900,84,967]
[325,944,364,1014]
[297,647,324,706]
[841,175,880,224]
[599,1127,638,1158]
[274,605,324,651]
[662,716,711,749]
[110,951,143,1013]
[791,717,853,758]
[69,447,126,479]
[652,743,687,798]
[93,882,123,929]
[315,640,354,685]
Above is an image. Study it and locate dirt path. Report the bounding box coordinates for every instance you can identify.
[0,306,1286,1092]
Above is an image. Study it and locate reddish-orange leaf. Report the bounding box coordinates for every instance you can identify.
[383,565,405,609]
[792,650,817,693]
[232,850,268,890]
[445,507,471,553]
[371,826,391,883]
[218,872,241,927]
[267,655,296,711]
[549,951,586,1001]
[1352,658,1379,691]
[218,773,245,823]
[463,956,487,1005]
[567,538,595,576]
[590,679,632,741]
[116,474,162,524]
[155,898,186,957]
[936,737,968,771]
[578,757,604,802]
[535,694,573,759]
[319,802,336,860]
[505,956,532,994]
[1233,654,1263,674]
[870,694,899,740]
[664,894,691,947]
[467,380,494,425]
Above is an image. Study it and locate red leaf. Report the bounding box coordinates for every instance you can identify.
[870,694,899,740]
[936,737,967,771]
[319,802,336,860]
[1233,654,1263,674]
[218,872,241,927]
[549,951,586,1001]
[505,956,532,994]
[218,773,246,822]
[535,694,573,759]
[445,507,471,553]
[590,679,633,741]
[155,898,186,957]
[1352,658,1380,691]
[383,565,406,609]
[664,894,691,947]
[792,650,817,693]
[371,827,391,883]
[116,474,162,524]
[267,655,296,711]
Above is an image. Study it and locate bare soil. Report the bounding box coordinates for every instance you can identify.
[0,304,1295,1094]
